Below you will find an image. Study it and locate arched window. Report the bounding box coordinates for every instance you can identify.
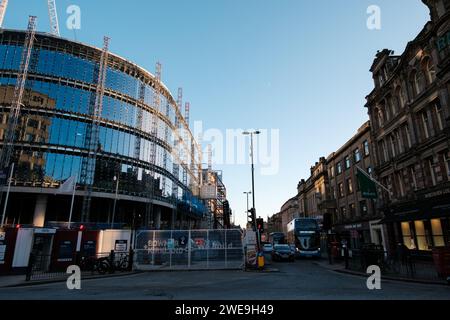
[410,69,426,97]
[381,100,389,122]
[375,106,384,128]
[422,57,436,84]
[389,95,398,117]
[395,86,405,109]
[415,69,427,94]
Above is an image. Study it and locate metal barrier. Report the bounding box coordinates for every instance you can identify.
[348,249,442,281]
[26,251,132,281]
[134,229,245,271]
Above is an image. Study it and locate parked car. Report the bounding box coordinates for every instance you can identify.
[272,244,295,262]
[263,243,273,254]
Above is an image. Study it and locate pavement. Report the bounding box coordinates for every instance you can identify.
[314,259,449,286]
[0,271,138,288]
[0,259,449,300]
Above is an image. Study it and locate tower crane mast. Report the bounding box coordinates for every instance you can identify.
[47,0,60,36]
[0,0,9,28]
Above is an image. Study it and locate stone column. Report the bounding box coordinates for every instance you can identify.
[33,195,48,227]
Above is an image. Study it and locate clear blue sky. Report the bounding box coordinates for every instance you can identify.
[6,0,429,227]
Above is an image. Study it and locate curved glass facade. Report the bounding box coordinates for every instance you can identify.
[0,30,204,220]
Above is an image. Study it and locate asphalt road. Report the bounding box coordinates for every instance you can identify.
[0,259,449,300]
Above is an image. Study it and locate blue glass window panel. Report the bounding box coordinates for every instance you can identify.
[70,156,82,180]
[62,155,74,180]
[98,126,107,152]
[49,118,61,145]
[104,127,113,153]
[111,128,119,154]
[52,153,65,181]
[44,153,57,179]
[74,122,86,147]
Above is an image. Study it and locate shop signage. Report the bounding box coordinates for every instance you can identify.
[58,241,74,262]
[246,245,257,266]
[423,188,450,199]
[83,241,96,256]
[244,231,257,246]
[115,240,128,252]
[344,223,363,230]
[437,31,450,51]
[34,228,56,235]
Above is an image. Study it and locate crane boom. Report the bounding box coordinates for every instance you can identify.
[47,0,60,36]
[0,0,9,28]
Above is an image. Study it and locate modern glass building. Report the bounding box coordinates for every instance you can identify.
[0,30,206,229]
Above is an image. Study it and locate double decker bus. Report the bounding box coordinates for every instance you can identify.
[287,218,321,258]
[269,232,286,245]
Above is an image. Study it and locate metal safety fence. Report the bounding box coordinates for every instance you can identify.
[347,249,443,281]
[134,229,245,271]
[26,251,132,282]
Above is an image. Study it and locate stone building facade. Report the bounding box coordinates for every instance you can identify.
[326,122,385,249]
[365,0,450,253]
[297,157,329,225]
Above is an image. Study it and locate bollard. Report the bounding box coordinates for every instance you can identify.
[128,249,134,272]
[344,247,349,270]
[25,253,35,282]
[109,250,115,274]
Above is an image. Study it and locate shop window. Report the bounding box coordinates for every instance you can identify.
[415,221,430,251]
[401,222,416,250]
[431,219,445,247]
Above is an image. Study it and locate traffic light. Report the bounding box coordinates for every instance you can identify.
[256,218,264,233]
[247,208,256,227]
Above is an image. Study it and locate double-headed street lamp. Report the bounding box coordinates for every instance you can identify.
[243,130,260,230]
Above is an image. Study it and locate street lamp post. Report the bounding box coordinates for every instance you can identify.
[243,131,260,228]
[111,175,119,229]
[243,130,261,253]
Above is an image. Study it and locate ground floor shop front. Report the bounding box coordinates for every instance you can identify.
[381,192,450,256]
[332,219,387,250]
